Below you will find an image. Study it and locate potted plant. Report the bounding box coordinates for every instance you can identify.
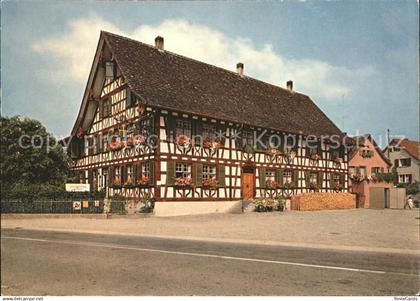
[334,182,343,192]
[253,199,266,212]
[266,147,281,157]
[309,181,319,192]
[275,198,286,211]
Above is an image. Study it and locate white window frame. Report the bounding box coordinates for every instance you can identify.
[310,172,318,183]
[175,119,192,137]
[175,163,191,178]
[265,170,276,182]
[203,165,216,180]
[284,170,292,183]
[142,163,150,178]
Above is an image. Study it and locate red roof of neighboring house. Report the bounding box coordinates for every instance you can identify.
[350,134,392,166]
[388,139,419,160]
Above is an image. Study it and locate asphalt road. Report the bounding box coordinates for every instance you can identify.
[1,228,419,296]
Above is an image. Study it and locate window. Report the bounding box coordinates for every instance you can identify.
[175,119,192,137]
[203,165,216,180]
[349,167,356,175]
[127,165,134,181]
[358,167,366,177]
[284,170,293,183]
[285,135,296,152]
[393,147,400,152]
[202,123,217,140]
[265,170,276,182]
[310,172,318,183]
[126,91,139,108]
[142,162,151,178]
[371,167,384,174]
[175,163,191,178]
[242,130,254,147]
[103,132,109,151]
[333,173,341,183]
[140,118,152,136]
[114,166,121,182]
[400,158,411,167]
[399,174,412,183]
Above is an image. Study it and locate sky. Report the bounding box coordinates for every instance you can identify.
[2,0,418,146]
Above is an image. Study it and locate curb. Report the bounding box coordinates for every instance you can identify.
[2,225,418,256]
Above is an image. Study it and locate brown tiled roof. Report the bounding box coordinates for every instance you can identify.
[102,31,344,138]
[389,139,419,160]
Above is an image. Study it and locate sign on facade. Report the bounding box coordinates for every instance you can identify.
[65,183,90,192]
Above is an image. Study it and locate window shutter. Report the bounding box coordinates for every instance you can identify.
[218,124,227,145]
[217,165,226,186]
[165,115,176,141]
[149,162,155,185]
[317,172,324,188]
[108,166,114,186]
[136,162,142,179]
[293,170,299,187]
[126,90,132,108]
[317,142,322,156]
[166,162,175,185]
[304,171,310,187]
[122,165,127,183]
[194,121,203,145]
[235,129,242,149]
[99,100,104,119]
[193,163,203,186]
[339,173,345,185]
[278,135,284,153]
[258,167,266,188]
[276,169,284,186]
[339,145,345,158]
[329,173,335,188]
[105,61,114,80]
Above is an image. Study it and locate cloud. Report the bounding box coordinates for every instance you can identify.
[32,16,375,101]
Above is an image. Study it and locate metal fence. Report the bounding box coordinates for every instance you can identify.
[1,199,105,214]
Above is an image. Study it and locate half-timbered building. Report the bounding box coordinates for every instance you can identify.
[66,31,350,211]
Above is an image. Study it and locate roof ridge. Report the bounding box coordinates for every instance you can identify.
[101,30,301,97]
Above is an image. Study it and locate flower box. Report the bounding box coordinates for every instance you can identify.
[310,153,321,161]
[136,176,150,187]
[123,177,135,188]
[109,141,125,151]
[202,178,218,189]
[266,148,281,157]
[203,139,221,150]
[112,178,122,189]
[176,135,194,148]
[266,179,279,189]
[174,177,193,188]
[309,181,320,191]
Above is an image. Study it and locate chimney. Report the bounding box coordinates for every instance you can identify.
[236,62,244,77]
[155,36,164,50]
[287,80,293,92]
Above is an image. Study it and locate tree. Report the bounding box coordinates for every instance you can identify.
[0,116,70,190]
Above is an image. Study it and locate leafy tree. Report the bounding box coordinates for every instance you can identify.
[0,116,70,191]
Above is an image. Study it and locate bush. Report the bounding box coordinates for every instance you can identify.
[109,194,127,214]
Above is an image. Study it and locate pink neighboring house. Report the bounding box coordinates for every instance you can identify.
[348,135,393,208]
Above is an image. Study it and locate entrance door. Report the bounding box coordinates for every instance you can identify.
[242,173,255,200]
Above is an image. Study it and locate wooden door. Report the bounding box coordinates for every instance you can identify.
[242,173,255,200]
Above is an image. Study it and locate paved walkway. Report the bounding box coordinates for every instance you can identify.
[2,209,419,254]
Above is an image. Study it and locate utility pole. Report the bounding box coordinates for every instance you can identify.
[387,128,391,160]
